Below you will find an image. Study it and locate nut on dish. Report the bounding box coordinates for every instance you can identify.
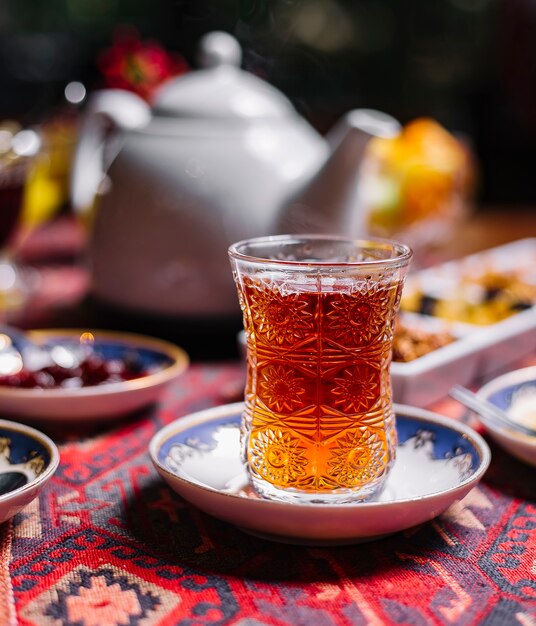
[392,320,456,362]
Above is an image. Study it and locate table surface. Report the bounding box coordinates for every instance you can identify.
[1,209,536,626]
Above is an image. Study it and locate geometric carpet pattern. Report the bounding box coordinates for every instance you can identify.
[2,362,535,626]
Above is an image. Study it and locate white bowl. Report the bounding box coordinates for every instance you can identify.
[395,238,536,406]
[0,419,59,523]
[476,366,536,467]
[0,329,189,422]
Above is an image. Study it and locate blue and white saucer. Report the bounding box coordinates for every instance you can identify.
[150,402,490,545]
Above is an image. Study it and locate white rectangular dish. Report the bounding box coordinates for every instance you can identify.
[392,238,536,406]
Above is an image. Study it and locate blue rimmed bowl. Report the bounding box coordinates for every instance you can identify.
[476,365,536,467]
[0,419,59,523]
[149,402,490,545]
[0,329,189,423]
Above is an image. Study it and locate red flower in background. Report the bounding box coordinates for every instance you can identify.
[98,27,189,102]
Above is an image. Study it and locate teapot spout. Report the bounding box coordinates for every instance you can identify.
[278,109,400,236]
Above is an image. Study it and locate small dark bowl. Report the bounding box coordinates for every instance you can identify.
[0,419,59,523]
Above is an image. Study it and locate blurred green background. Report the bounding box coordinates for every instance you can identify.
[1,0,534,206]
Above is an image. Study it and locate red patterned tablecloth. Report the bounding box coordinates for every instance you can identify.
[1,360,535,626]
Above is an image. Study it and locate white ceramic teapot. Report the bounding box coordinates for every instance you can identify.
[71,31,400,318]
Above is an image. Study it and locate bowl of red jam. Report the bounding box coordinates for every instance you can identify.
[0,329,189,422]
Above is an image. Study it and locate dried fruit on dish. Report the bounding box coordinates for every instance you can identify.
[392,319,456,362]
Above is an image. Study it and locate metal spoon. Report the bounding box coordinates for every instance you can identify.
[0,326,86,375]
[449,384,536,438]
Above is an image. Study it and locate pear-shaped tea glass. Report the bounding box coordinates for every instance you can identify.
[229,235,412,504]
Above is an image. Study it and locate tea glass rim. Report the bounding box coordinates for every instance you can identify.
[228,234,412,270]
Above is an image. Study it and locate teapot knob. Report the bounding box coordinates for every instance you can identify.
[197,31,242,68]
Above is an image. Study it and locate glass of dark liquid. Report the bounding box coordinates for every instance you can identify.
[0,122,40,321]
[229,234,412,504]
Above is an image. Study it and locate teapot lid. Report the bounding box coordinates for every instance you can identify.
[152,31,295,119]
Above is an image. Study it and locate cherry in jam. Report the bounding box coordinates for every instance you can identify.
[0,352,150,389]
